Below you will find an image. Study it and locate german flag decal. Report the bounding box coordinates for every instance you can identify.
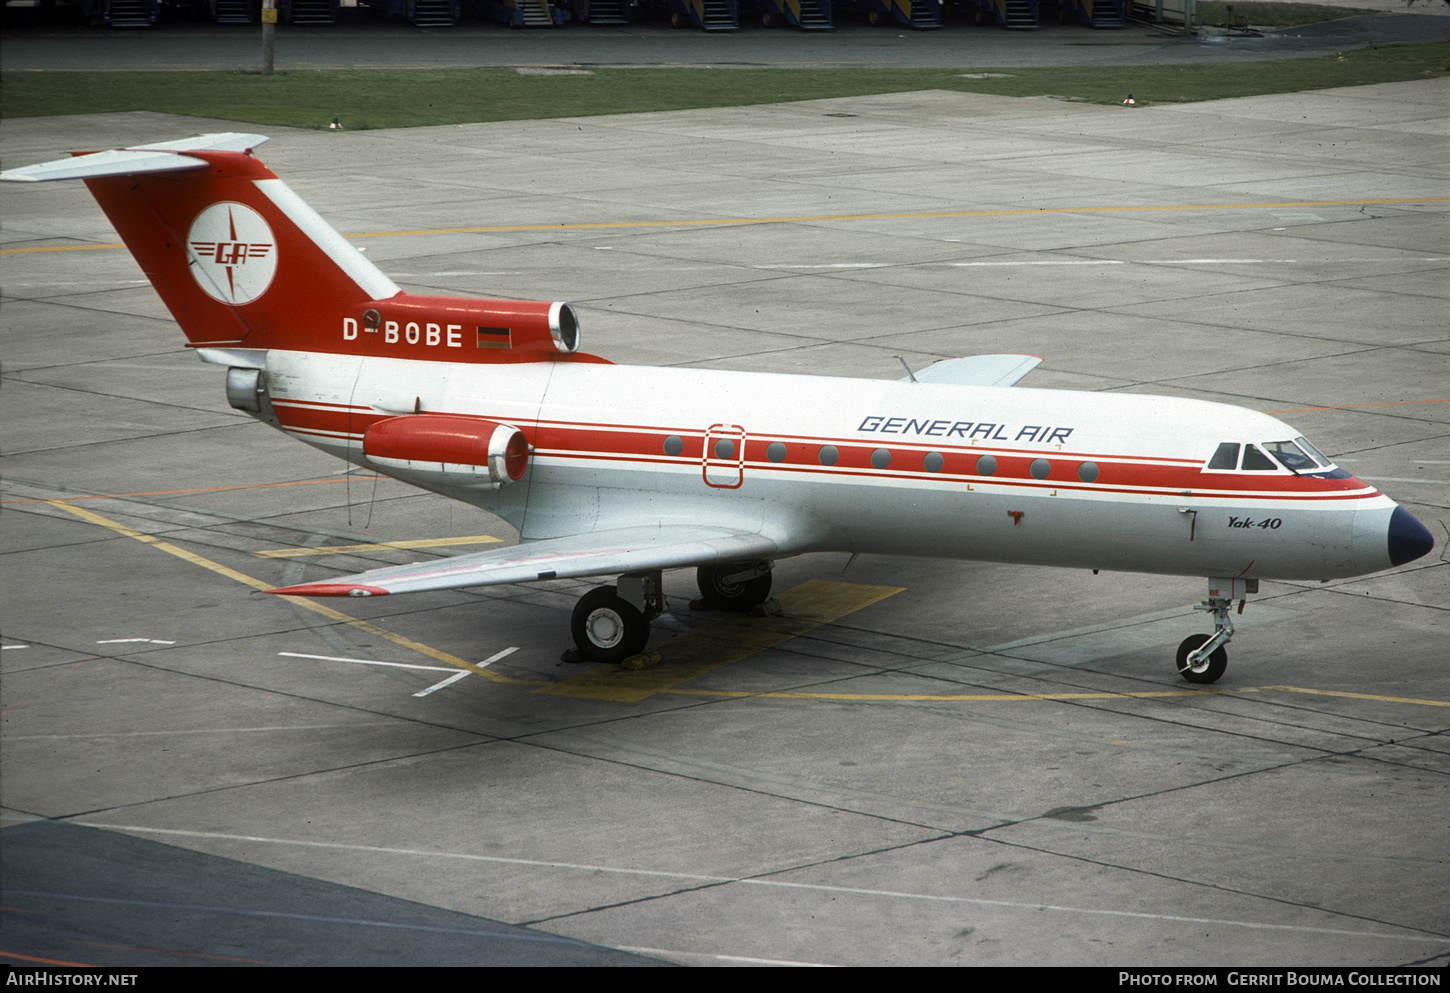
[477,326,511,349]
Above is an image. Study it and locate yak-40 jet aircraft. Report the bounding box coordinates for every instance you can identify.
[5,134,1435,683]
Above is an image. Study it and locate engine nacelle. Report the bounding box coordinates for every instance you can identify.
[225,367,264,412]
[363,415,529,488]
[347,295,580,360]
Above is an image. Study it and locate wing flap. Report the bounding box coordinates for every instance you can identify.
[905,354,1043,388]
[267,525,779,598]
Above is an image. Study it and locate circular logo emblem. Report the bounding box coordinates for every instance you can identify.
[187,202,277,305]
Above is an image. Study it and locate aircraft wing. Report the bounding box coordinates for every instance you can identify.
[905,354,1043,387]
[267,525,780,598]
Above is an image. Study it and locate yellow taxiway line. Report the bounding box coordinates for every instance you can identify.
[5,197,1447,255]
[536,579,904,704]
[45,501,532,686]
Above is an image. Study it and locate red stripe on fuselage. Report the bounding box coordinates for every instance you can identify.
[531,448,1378,503]
[271,401,388,438]
[275,404,1376,503]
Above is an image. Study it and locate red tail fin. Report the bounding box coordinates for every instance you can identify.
[2,134,605,365]
[83,150,401,350]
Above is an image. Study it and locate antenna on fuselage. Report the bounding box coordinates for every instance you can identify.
[896,357,918,383]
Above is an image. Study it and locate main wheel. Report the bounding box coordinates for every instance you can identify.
[670,10,683,26]
[572,586,650,663]
[696,562,772,611]
[1176,634,1227,684]
[761,10,774,25]
[868,8,883,24]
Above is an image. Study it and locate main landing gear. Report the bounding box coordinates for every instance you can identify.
[1176,577,1257,684]
[569,560,775,663]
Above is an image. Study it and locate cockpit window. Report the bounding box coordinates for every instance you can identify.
[1205,439,1337,473]
[1207,443,1240,470]
[1294,436,1332,468]
[1241,445,1277,471]
[1263,440,1318,473]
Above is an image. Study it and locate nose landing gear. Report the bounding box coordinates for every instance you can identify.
[1176,578,1256,684]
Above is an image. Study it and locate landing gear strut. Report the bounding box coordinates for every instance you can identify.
[570,571,664,663]
[1176,577,1256,684]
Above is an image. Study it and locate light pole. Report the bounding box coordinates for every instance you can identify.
[261,0,276,76]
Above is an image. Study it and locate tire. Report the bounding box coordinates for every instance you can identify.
[761,10,774,25]
[670,10,683,25]
[572,586,650,663]
[868,8,882,24]
[696,562,772,611]
[1176,634,1227,684]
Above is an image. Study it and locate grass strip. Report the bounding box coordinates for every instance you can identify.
[1195,2,1380,27]
[3,42,1446,129]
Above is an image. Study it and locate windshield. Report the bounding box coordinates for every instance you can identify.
[1264,440,1320,473]
[1294,436,1332,468]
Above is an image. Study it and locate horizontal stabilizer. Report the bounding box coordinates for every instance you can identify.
[0,133,269,183]
[905,354,1043,388]
[267,525,780,598]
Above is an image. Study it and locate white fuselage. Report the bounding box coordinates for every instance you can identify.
[257,351,1399,582]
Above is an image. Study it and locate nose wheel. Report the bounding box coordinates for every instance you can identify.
[1176,579,1253,684]
[1176,633,1227,684]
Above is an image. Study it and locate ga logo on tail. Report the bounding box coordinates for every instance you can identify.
[187,201,276,305]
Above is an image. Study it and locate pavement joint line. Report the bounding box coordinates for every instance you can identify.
[1264,398,1450,414]
[66,824,1446,945]
[0,476,383,506]
[0,889,610,946]
[658,685,1450,708]
[4,723,401,740]
[43,500,538,687]
[4,196,1447,256]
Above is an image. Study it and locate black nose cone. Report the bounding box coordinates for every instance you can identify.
[1388,506,1434,566]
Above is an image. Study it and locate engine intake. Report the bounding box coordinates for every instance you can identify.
[363,415,529,488]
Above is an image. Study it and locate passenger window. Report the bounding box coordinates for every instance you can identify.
[1207,443,1240,470]
[1241,445,1276,471]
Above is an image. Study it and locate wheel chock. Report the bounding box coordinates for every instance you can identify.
[621,650,662,670]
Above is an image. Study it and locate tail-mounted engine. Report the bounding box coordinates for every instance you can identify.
[363,414,529,489]
[346,295,590,363]
[225,367,265,412]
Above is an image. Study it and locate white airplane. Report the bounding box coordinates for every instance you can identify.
[5,134,1434,683]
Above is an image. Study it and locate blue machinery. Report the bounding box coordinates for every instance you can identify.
[838,0,940,27]
[647,0,737,29]
[1049,0,1125,25]
[954,0,1037,28]
[54,0,1136,26]
[738,0,831,28]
